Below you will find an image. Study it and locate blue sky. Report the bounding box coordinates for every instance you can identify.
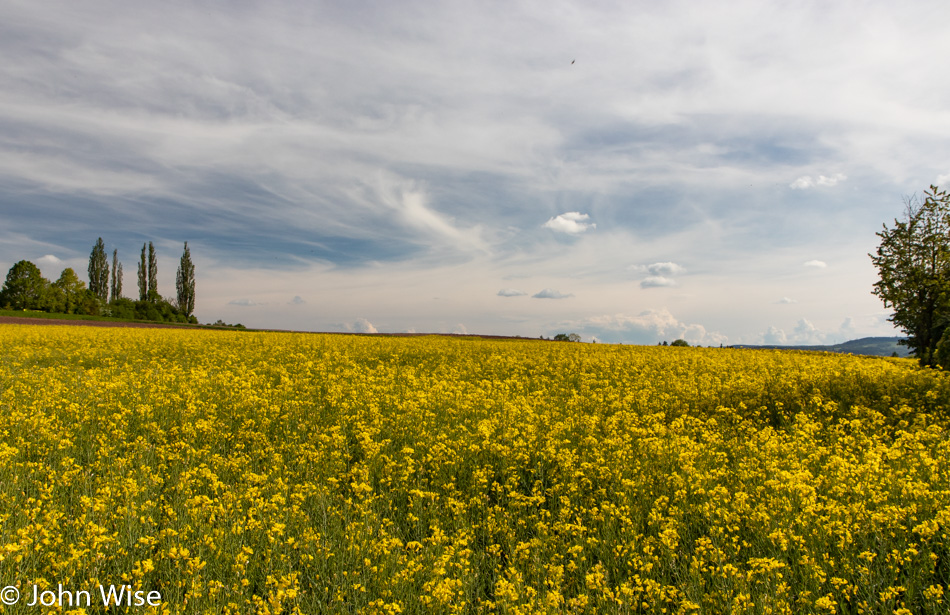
[3,0,949,343]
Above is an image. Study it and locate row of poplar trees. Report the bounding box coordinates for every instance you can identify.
[87,239,196,317]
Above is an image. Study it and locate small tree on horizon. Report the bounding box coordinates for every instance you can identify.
[176,241,196,317]
[87,237,109,303]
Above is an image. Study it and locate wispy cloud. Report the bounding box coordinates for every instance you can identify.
[497,288,527,297]
[641,276,677,288]
[229,298,263,307]
[804,260,827,268]
[533,289,573,299]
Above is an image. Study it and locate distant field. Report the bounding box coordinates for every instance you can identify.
[1,325,947,613]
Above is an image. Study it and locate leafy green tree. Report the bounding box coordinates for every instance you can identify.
[111,249,123,302]
[137,243,147,301]
[871,185,950,366]
[1,260,50,310]
[87,237,109,302]
[53,268,88,314]
[148,241,158,302]
[176,241,196,317]
[670,339,690,347]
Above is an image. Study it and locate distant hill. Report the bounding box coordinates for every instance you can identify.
[732,336,911,358]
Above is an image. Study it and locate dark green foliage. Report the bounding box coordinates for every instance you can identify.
[670,339,690,347]
[176,241,196,316]
[51,268,98,315]
[871,186,950,366]
[553,333,581,342]
[138,243,147,301]
[1,261,50,310]
[147,242,158,302]
[107,297,197,324]
[111,249,123,302]
[87,237,109,303]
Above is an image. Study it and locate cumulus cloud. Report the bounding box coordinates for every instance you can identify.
[578,309,726,346]
[533,288,573,299]
[542,212,595,234]
[789,173,847,189]
[37,254,63,267]
[646,262,686,276]
[634,262,685,288]
[763,326,787,344]
[288,295,306,305]
[452,323,468,334]
[804,260,827,268]
[497,288,527,297]
[776,296,797,304]
[353,318,378,334]
[792,318,822,344]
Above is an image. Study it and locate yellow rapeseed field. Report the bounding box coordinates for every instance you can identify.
[0,325,948,614]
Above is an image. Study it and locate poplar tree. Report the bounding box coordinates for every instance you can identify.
[176,241,196,317]
[88,237,109,303]
[147,241,158,302]
[138,243,147,301]
[110,249,123,302]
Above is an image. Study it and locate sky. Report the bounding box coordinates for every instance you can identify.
[3,0,950,344]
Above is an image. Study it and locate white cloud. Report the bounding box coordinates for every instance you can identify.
[229,298,262,307]
[37,254,63,267]
[790,173,846,189]
[776,296,797,304]
[497,288,527,297]
[763,326,787,345]
[543,212,595,234]
[804,260,827,268]
[792,318,822,344]
[353,318,378,334]
[533,288,573,299]
[817,173,847,186]
[647,262,685,276]
[641,276,677,288]
[790,176,814,189]
[452,323,468,334]
[579,308,726,346]
[288,295,306,305]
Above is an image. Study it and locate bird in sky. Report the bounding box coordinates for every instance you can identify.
[571,59,575,64]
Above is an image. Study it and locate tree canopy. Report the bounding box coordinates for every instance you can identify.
[1,260,49,310]
[88,237,109,303]
[870,185,950,366]
[176,241,196,317]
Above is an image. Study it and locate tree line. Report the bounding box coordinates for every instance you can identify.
[1,239,197,324]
